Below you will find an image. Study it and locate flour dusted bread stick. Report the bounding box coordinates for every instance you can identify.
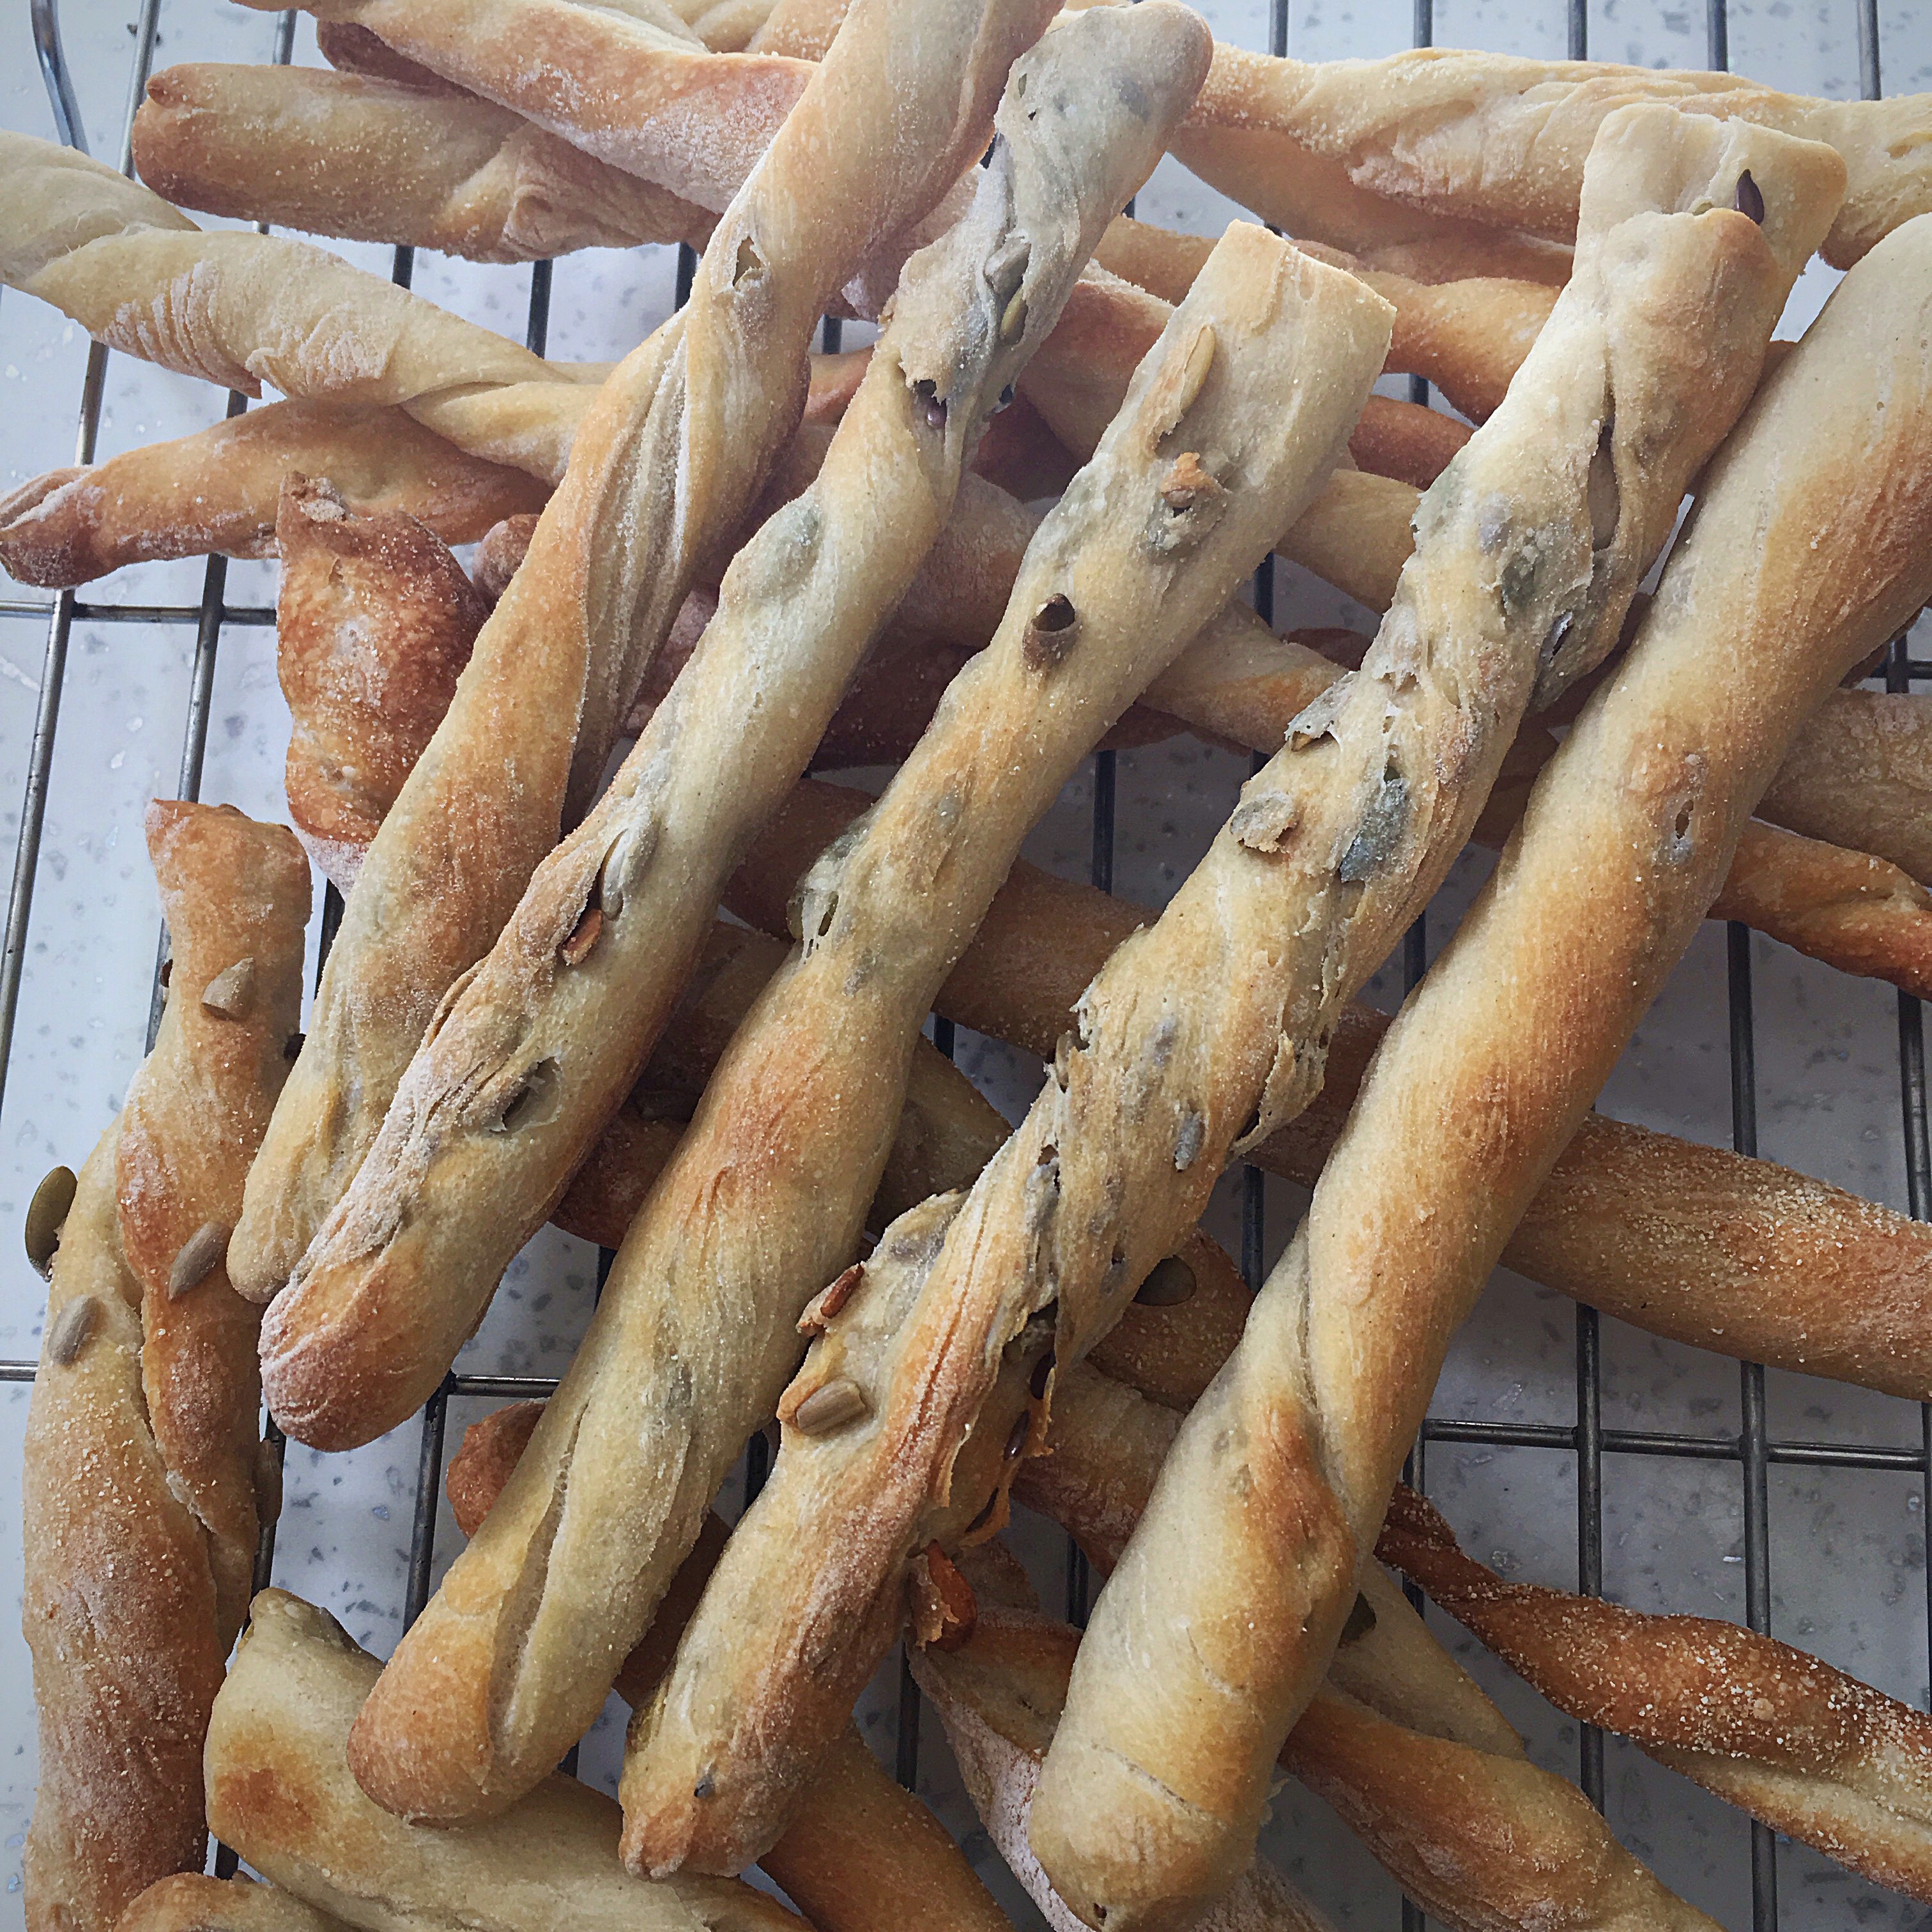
[1096,213,1560,420]
[1180,43,1932,269]
[269,1,1197,1455]
[275,477,487,894]
[608,229,1388,1874]
[675,113,1842,1916]
[1380,1485,1932,1900]
[1762,687,1932,886]
[356,218,1381,1840]
[118,1878,356,1932]
[0,401,544,590]
[206,1593,808,1932]
[1041,210,1932,1932]
[134,63,714,260]
[231,0,1039,1310]
[24,803,308,1932]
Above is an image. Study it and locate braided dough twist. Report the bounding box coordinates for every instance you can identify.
[1380,1485,1932,1901]
[231,0,1043,1305]
[23,803,309,1932]
[670,111,1841,1922]
[1041,208,1932,1931]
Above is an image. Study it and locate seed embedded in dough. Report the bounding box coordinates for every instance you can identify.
[169,1219,231,1299]
[791,1377,869,1434]
[201,957,256,1020]
[47,1294,98,1367]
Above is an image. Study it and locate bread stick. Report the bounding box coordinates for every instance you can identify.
[1178,43,1931,269]
[269,2,1201,1457]
[206,1591,808,1932]
[24,803,309,1932]
[1096,213,1560,421]
[232,0,1039,1310]
[679,113,1839,1919]
[275,477,487,893]
[355,219,1383,1846]
[1043,207,1932,1932]
[443,1408,1019,1932]
[1761,687,1932,887]
[0,401,544,590]
[118,1876,356,1932]
[134,63,714,261]
[243,0,810,216]
[1381,1485,1932,1900]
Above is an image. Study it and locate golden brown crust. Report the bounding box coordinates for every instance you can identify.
[134,64,714,261]
[1761,686,1932,885]
[0,401,545,590]
[207,1591,807,1932]
[25,802,309,1932]
[275,477,487,893]
[1041,196,1932,1932]
[1380,1487,1932,1900]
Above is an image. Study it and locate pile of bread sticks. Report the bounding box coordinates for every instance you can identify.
[10,0,1932,1926]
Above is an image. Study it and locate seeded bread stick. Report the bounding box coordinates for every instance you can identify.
[231,0,1043,1312]
[1381,1485,1932,1900]
[268,4,1192,1473]
[1181,44,1931,270]
[0,401,545,590]
[602,227,1387,1876]
[275,477,488,894]
[1044,207,1932,1932]
[672,116,1841,1920]
[206,1592,808,1932]
[1096,213,1560,421]
[24,804,309,1932]
[134,63,715,261]
[443,1406,1021,1932]
[1000,1371,1721,1932]
[330,5,1209,1831]
[358,221,1380,1844]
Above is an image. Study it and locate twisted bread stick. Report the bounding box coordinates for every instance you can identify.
[134,63,714,261]
[677,114,1842,1917]
[243,0,809,216]
[1179,44,1931,269]
[1096,214,1559,421]
[269,4,1198,1458]
[118,1878,355,1932]
[233,0,1039,1309]
[608,229,1388,1874]
[443,1407,1020,1932]
[1381,1485,1932,1900]
[24,803,309,1932]
[275,477,487,894]
[206,1592,808,1932]
[1043,209,1932,1932]
[0,401,543,589]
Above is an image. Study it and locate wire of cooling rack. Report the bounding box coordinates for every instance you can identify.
[4,1,1925,1928]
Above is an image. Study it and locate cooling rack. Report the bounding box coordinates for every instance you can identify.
[2,0,1929,1925]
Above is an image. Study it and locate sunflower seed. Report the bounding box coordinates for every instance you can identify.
[47,1295,98,1367]
[201,958,256,1020]
[169,1220,230,1299]
[792,1377,868,1434]
[560,907,603,967]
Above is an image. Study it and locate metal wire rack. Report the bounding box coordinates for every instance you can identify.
[0,0,1921,1927]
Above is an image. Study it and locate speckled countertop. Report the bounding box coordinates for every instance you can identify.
[3,1,1932,1926]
